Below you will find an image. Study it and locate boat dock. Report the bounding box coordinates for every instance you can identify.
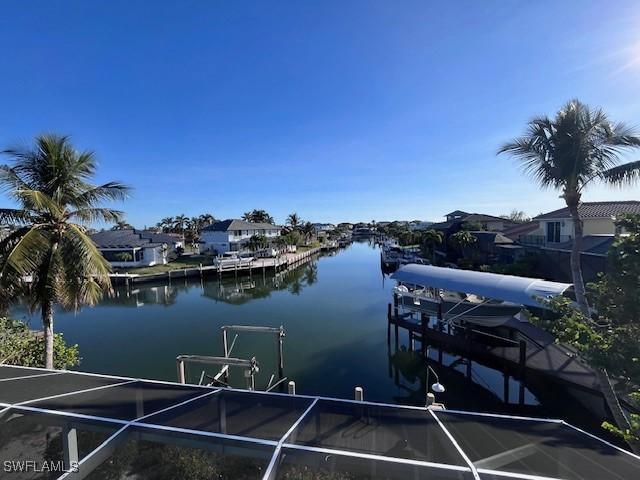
[110,247,322,286]
[387,297,607,410]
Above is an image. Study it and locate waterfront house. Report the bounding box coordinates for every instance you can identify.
[90,229,180,267]
[199,219,280,254]
[519,201,640,247]
[511,201,640,281]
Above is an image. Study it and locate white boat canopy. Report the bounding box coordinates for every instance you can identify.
[391,264,572,308]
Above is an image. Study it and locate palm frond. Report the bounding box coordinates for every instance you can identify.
[68,207,124,224]
[0,227,52,278]
[601,160,640,186]
[0,208,34,225]
[14,189,63,218]
[71,182,131,207]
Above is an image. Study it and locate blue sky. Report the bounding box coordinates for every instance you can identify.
[1,1,639,226]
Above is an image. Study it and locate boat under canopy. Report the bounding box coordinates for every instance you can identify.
[391,264,572,308]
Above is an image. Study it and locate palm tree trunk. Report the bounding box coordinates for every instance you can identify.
[42,299,54,369]
[567,203,590,315]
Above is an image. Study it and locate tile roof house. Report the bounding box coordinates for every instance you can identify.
[90,229,181,267]
[200,219,281,254]
[519,201,640,248]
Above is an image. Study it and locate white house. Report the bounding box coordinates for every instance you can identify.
[200,219,281,254]
[519,201,640,247]
[91,229,180,267]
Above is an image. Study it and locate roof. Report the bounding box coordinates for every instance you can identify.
[534,201,640,220]
[502,221,539,240]
[469,231,514,245]
[446,210,470,217]
[546,234,616,256]
[90,229,174,249]
[1,364,638,479]
[391,264,572,308]
[202,219,277,232]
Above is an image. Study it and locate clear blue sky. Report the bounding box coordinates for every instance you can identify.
[1,1,639,227]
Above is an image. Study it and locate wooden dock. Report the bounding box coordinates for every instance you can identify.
[387,298,611,412]
[110,247,322,286]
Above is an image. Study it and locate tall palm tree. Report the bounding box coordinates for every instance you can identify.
[159,216,174,233]
[174,214,189,242]
[0,135,130,368]
[287,212,301,230]
[243,209,274,224]
[301,222,315,244]
[499,100,640,314]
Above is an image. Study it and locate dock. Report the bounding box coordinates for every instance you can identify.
[110,247,322,286]
[387,296,619,415]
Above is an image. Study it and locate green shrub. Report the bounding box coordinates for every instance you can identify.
[0,317,79,369]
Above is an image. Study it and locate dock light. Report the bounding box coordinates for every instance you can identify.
[426,364,446,404]
[431,382,445,393]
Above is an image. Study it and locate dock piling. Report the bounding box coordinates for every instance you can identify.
[355,386,364,401]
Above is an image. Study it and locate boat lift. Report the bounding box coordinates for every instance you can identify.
[176,324,287,392]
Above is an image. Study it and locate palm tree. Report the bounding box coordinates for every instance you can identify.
[111,220,133,231]
[0,134,130,368]
[499,100,640,314]
[301,222,315,244]
[286,213,301,230]
[174,214,189,242]
[159,217,174,233]
[247,234,268,252]
[242,209,274,224]
[449,230,477,253]
[420,229,443,263]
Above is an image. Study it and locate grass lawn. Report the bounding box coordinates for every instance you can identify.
[115,255,214,275]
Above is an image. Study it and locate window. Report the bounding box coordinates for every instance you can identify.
[546,222,561,243]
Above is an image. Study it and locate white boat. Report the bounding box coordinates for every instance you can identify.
[213,252,255,268]
[381,243,428,268]
[391,265,573,327]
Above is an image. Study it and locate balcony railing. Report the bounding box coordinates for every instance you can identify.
[519,234,572,247]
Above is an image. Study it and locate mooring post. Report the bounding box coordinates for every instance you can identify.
[387,304,391,346]
[393,292,399,317]
[503,369,510,403]
[420,312,427,356]
[288,380,296,395]
[277,325,284,380]
[222,329,229,382]
[176,358,186,384]
[465,328,472,379]
[355,386,364,401]
[519,340,527,405]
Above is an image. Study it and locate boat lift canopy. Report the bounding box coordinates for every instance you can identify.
[391,264,572,308]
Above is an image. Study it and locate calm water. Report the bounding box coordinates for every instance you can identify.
[15,240,603,432]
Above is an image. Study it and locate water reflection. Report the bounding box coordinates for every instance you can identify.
[106,261,320,308]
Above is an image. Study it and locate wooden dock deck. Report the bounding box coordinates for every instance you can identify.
[387,302,606,412]
[110,247,322,286]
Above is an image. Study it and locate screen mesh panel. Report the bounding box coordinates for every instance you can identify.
[275,448,475,480]
[0,365,638,480]
[29,380,207,420]
[143,389,313,440]
[438,411,640,480]
[290,399,468,466]
[0,408,121,479]
[0,372,123,405]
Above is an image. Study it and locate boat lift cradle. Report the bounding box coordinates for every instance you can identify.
[176,324,287,392]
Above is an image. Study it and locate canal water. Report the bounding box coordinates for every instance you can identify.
[14,240,603,434]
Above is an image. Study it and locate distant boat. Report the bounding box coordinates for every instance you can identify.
[381,243,428,269]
